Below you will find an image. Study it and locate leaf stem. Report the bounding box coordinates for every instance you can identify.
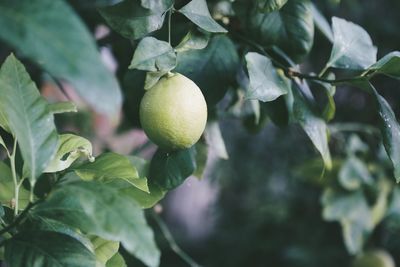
[151,210,202,267]
[9,138,19,217]
[168,9,172,45]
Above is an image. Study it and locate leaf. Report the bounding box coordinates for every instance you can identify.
[193,141,208,179]
[245,52,289,102]
[0,135,6,152]
[175,35,239,105]
[74,153,149,193]
[178,0,227,33]
[327,17,377,70]
[45,134,94,173]
[310,3,333,42]
[246,0,314,62]
[292,84,332,169]
[140,0,173,10]
[106,253,127,267]
[338,156,373,190]
[175,29,210,53]
[0,0,122,116]
[204,121,228,160]
[368,51,400,79]
[144,71,168,90]
[130,37,176,72]
[0,162,30,209]
[256,0,288,12]
[49,101,78,114]
[150,148,196,190]
[0,108,9,132]
[90,236,119,266]
[0,54,58,185]
[32,181,160,267]
[5,231,97,267]
[99,0,171,40]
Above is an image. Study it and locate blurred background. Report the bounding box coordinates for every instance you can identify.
[2,0,400,266]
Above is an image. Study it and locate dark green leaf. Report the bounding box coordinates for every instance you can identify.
[5,231,97,267]
[178,0,227,33]
[256,0,287,12]
[0,54,58,185]
[175,35,239,105]
[150,148,196,190]
[99,0,170,40]
[368,51,400,79]
[245,52,289,102]
[130,37,176,72]
[0,0,122,115]
[327,17,377,70]
[32,181,160,267]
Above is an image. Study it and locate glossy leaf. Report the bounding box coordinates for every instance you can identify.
[150,148,196,190]
[256,0,288,12]
[130,37,176,72]
[90,236,119,266]
[32,181,160,267]
[45,134,94,173]
[5,231,97,267]
[74,153,149,193]
[0,0,122,115]
[368,51,400,79]
[245,52,289,102]
[49,101,78,114]
[0,54,58,184]
[99,0,170,40]
[327,17,377,70]
[178,0,227,33]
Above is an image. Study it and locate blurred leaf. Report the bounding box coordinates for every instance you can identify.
[0,0,122,115]
[150,148,196,190]
[175,29,210,53]
[0,135,6,151]
[312,77,336,122]
[245,52,289,102]
[205,121,228,160]
[256,0,288,12]
[327,17,377,70]
[90,236,119,266]
[371,179,391,227]
[368,51,400,79]
[45,134,93,173]
[341,219,368,255]
[175,35,239,105]
[5,231,97,267]
[178,0,227,33]
[0,54,58,185]
[130,37,176,72]
[99,0,171,40]
[310,3,333,42]
[338,156,373,190]
[247,0,314,62]
[49,101,78,114]
[193,140,208,179]
[346,134,369,155]
[74,153,149,193]
[32,181,160,267]
[106,253,127,267]
[0,162,29,209]
[140,0,173,10]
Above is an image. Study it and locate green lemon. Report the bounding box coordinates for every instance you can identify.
[139,73,207,150]
[352,250,395,267]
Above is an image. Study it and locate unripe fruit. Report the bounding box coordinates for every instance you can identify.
[139,73,207,150]
[352,250,395,267]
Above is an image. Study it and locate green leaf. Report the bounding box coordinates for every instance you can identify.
[106,253,127,267]
[246,0,314,62]
[245,52,289,102]
[0,0,122,115]
[32,181,160,267]
[178,0,227,33]
[256,0,288,12]
[99,0,170,40]
[49,101,78,114]
[45,134,94,173]
[5,231,97,267]
[74,153,149,193]
[0,54,58,185]
[291,84,332,169]
[193,141,208,179]
[130,37,177,72]
[0,135,6,152]
[150,148,196,190]
[310,3,333,42]
[90,236,119,266]
[368,51,400,79]
[327,17,377,70]
[175,35,239,105]
[204,121,228,160]
[0,108,9,132]
[0,162,29,209]
[175,29,210,53]
[338,156,373,190]
[140,0,173,10]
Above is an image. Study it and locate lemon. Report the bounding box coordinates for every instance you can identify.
[352,250,395,267]
[139,73,207,150]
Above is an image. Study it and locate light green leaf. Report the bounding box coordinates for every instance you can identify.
[0,135,6,152]
[49,101,78,114]
[256,0,288,12]
[310,3,333,42]
[5,231,97,267]
[90,236,119,266]
[245,52,289,102]
[129,37,176,72]
[0,108,9,132]
[0,162,29,209]
[0,54,58,185]
[74,152,149,193]
[179,0,227,33]
[327,17,377,70]
[144,71,168,90]
[338,156,373,190]
[204,121,228,160]
[99,0,170,40]
[175,29,210,53]
[45,134,94,173]
[0,0,122,116]
[368,51,400,79]
[106,253,127,267]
